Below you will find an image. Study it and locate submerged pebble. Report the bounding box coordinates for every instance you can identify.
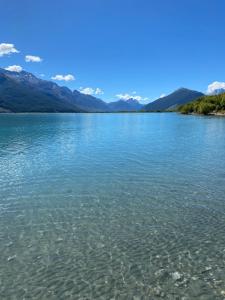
[202,266,212,273]
[56,238,63,243]
[172,272,182,281]
[7,255,16,262]
[6,241,13,247]
[153,286,162,296]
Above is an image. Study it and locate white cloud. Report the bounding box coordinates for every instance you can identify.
[80,87,104,96]
[116,93,148,102]
[80,87,94,95]
[159,93,166,98]
[25,55,42,62]
[159,94,166,98]
[116,93,136,100]
[5,65,23,72]
[0,43,19,56]
[95,88,104,95]
[51,74,75,81]
[207,81,225,94]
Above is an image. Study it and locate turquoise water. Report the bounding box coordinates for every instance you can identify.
[0,113,225,299]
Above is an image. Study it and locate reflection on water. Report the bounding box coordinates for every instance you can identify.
[0,113,225,299]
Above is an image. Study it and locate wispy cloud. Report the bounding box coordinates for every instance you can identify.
[159,93,166,98]
[95,88,104,95]
[116,93,148,102]
[0,43,19,57]
[25,55,42,62]
[5,65,23,72]
[80,87,104,95]
[51,74,75,81]
[207,81,225,94]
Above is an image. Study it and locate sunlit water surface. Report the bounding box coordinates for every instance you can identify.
[0,113,225,299]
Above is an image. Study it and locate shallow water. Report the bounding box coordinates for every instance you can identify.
[0,113,225,299]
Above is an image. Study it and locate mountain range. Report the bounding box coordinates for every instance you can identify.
[0,68,108,113]
[0,68,206,113]
[143,88,204,111]
[108,98,143,111]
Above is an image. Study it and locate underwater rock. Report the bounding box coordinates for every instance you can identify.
[201,266,212,273]
[7,255,16,262]
[155,269,169,280]
[6,241,13,247]
[153,286,163,296]
[172,272,182,281]
[56,237,64,243]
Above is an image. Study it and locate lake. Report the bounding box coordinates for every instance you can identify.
[0,113,225,299]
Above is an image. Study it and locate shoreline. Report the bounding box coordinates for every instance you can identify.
[180,112,225,117]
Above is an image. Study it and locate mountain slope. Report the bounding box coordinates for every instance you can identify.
[108,98,143,112]
[178,93,225,115]
[144,88,204,111]
[72,90,109,112]
[0,72,82,112]
[0,68,109,112]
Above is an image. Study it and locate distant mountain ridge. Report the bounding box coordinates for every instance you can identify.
[0,69,81,112]
[144,88,204,111]
[0,68,144,113]
[0,68,205,113]
[108,98,143,111]
[0,68,109,113]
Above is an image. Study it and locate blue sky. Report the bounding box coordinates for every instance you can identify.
[0,0,225,103]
